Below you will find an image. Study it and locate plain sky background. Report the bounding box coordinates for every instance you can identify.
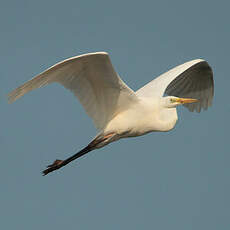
[1,0,229,229]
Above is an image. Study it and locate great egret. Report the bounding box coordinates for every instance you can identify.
[8,52,214,175]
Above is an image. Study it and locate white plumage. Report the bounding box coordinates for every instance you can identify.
[8,52,214,175]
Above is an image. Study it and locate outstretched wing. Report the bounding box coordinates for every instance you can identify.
[8,52,138,130]
[136,59,214,112]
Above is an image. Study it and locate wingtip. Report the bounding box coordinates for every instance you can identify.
[7,90,19,104]
[7,92,15,104]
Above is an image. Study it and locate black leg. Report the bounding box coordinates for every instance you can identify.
[42,144,93,176]
[42,132,116,176]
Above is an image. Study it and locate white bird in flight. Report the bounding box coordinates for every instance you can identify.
[8,52,214,175]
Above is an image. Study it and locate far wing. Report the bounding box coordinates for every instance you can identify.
[9,52,139,130]
[136,59,214,112]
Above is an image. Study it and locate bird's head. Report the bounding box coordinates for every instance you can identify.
[163,96,198,108]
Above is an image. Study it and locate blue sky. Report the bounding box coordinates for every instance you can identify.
[1,0,229,229]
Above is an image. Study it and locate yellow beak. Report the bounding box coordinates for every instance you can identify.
[176,98,198,104]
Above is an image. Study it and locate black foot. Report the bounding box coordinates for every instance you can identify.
[42,159,64,176]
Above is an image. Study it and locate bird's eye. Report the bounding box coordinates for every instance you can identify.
[170,98,174,103]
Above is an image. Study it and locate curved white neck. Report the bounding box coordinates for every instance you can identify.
[157,98,178,131]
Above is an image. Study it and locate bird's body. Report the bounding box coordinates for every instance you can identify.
[103,97,177,138]
[8,52,214,175]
